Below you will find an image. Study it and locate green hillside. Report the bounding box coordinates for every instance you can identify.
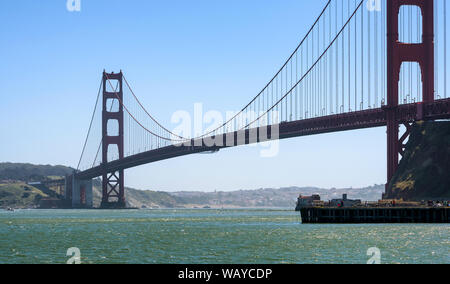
[0,163,73,182]
[0,162,385,209]
[0,183,48,208]
[88,179,182,208]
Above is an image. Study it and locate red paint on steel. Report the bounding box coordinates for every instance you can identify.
[101,71,126,208]
[386,0,434,194]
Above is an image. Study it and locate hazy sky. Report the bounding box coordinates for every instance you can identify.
[0,0,387,191]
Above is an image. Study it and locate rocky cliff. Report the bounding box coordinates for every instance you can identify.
[386,121,450,201]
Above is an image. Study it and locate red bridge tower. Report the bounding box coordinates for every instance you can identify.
[386,0,434,194]
[101,71,126,208]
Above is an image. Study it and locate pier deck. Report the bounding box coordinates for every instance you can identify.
[300,207,450,224]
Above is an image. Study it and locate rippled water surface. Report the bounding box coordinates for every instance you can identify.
[0,209,448,264]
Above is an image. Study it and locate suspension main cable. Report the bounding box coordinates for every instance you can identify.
[77,79,103,171]
[92,80,120,168]
[93,0,362,156]
[122,75,188,140]
[104,74,185,142]
[242,0,364,131]
[191,0,333,139]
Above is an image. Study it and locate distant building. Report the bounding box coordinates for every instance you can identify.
[296,194,321,210]
[330,194,361,208]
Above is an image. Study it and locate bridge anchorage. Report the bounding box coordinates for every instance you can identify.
[62,0,450,209]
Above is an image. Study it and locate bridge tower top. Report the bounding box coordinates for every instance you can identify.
[387,0,435,105]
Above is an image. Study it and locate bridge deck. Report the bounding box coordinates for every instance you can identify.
[76,99,450,180]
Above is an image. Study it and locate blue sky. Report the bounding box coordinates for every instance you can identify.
[0,0,387,191]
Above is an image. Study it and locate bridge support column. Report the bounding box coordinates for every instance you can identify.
[72,178,93,208]
[64,175,93,208]
[385,0,434,197]
[64,174,73,202]
[101,71,126,209]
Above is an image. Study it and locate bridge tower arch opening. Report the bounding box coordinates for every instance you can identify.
[386,0,434,195]
[101,71,126,208]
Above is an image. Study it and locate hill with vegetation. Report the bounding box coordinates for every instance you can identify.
[0,183,49,208]
[386,121,450,201]
[170,185,384,208]
[0,163,73,182]
[89,179,183,208]
[0,163,384,209]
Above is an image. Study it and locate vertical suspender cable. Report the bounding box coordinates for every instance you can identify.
[291,57,293,121]
[342,2,345,111]
[328,4,334,114]
[300,46,303,118]
[375,3,378,107]
[296,52,298,119]
[435,1,439,99]
[361,3,364,109]
[312,28,315,116]
[354,0,357,111]
[336,1,339,113]
[417,6,421,101]
[402,7,405,103]
[445,0,447,98]
[383,0,386,104]
[368,6,371,108]
[306,38,309,118]
[409,6,412,103]
[348,0,351,111]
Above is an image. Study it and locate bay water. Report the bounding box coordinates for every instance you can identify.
[0,209,448,264]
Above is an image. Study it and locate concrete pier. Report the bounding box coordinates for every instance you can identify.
[65,175,93,208]
[300,207,450,224]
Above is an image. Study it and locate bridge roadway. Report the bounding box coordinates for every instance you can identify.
[76,98,450,180]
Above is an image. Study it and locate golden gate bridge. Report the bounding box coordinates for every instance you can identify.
[64,0,450,208]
